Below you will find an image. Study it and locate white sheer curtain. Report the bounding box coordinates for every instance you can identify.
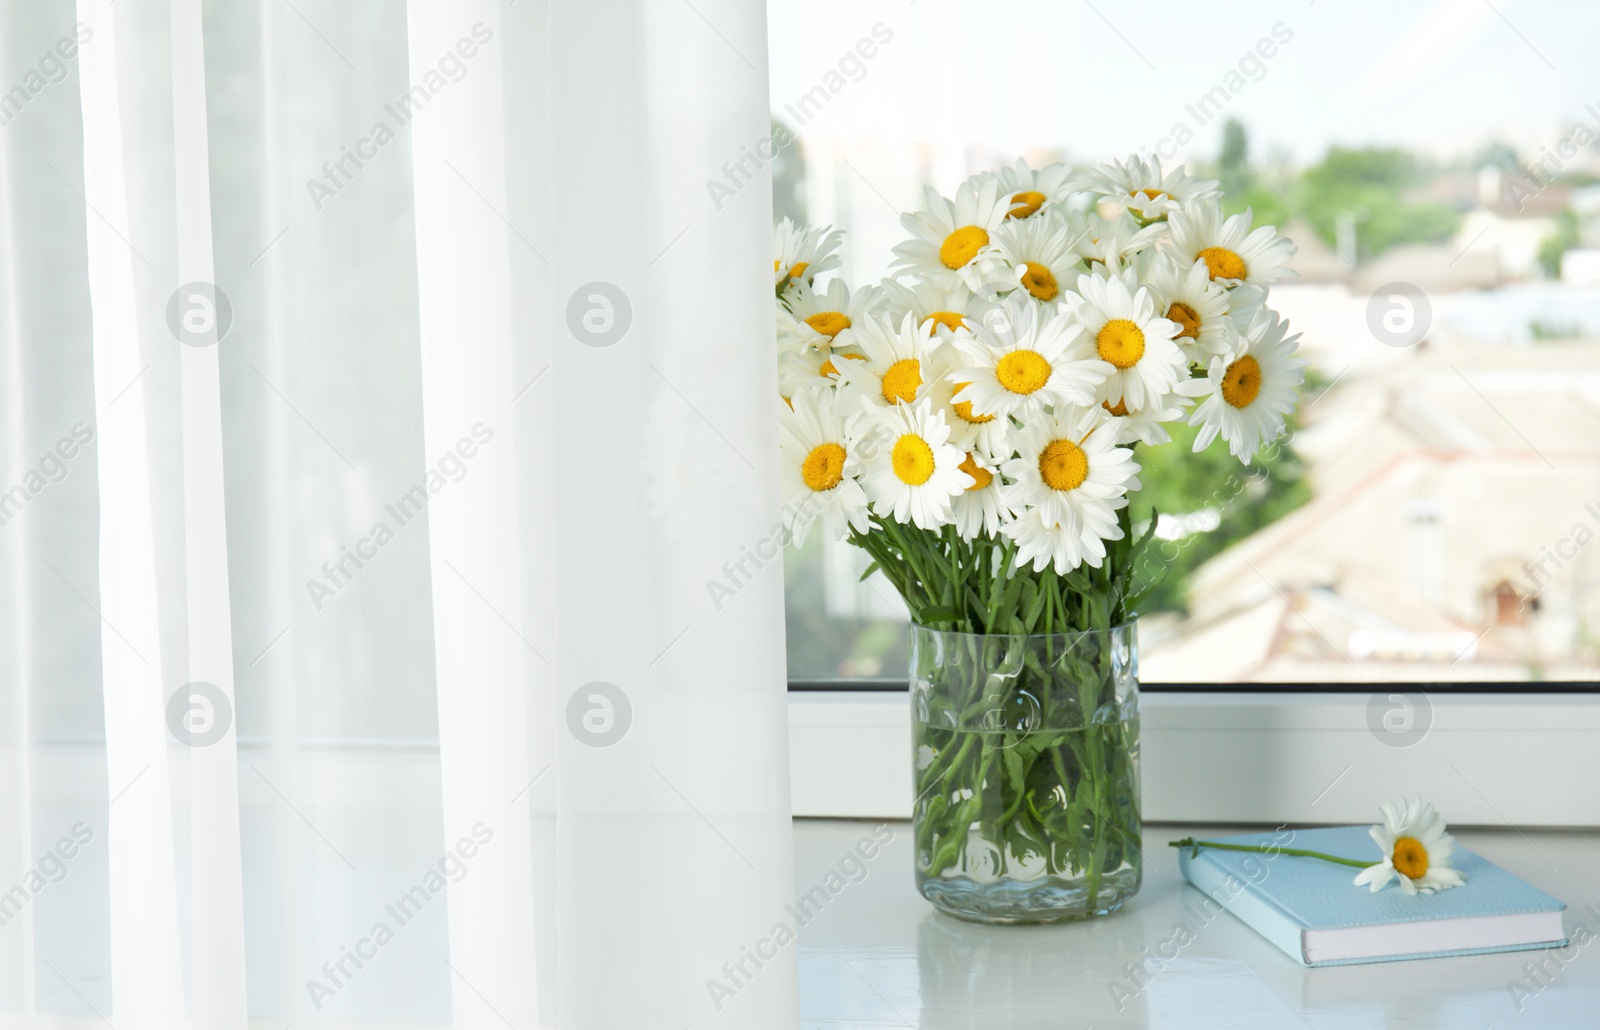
[0,1,794,1027]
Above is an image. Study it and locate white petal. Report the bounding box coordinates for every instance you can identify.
[1378,796,1403,833]
[1424,867,1467,891]
[1353,862,1394,893]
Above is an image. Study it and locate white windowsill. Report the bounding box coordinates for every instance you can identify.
[792,818,1600,1029]
[788,690,1600,827]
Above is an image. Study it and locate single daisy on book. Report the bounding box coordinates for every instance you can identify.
[1170,797,1567,966]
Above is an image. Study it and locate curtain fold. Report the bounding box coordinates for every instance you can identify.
[2,0,796,1026]
[76,1,187,1024]
[547,0,795,1024]
[169,0,249,1023]
[403,1,540,1026]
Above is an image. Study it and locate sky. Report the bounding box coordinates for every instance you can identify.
[766,0,1599,169]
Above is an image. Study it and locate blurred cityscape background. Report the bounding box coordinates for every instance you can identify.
[773,0,1600,684]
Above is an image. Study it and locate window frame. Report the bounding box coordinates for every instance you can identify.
[787,682,1600,827]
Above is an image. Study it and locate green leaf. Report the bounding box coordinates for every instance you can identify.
[917,605,963,624]
[1001,744,1025,788]
[1023,580,1049,630]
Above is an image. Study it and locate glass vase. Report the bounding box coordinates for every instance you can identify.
[910,622,1141,924]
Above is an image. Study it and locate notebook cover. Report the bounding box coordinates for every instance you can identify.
[1176,826,1568,967]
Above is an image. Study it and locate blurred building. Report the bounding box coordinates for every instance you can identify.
[1144,310,1600,683]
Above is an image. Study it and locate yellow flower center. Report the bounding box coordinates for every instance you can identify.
[891,434,935,486]
[958,452,992,491]
[1019,261,1058,301]
[938,226,989,269]
[818,352,864,378]
[1221,354,1262,408]
[927,310,966,332]
[1167,301,1200,340]
[788,260,810,280]
[801,443,846,491]
[1392,836,1429,880]
[1038,439,1089,492]
[1198,246,1246,281]
[880,358,922,404]
[1130,189,1168,205]
[951,382,995,424]
[995,349,1051,395]
[1103,398,1129,417]
[804,311,850,337]
[1007,190,1046,219]
[1096,319,1145,370]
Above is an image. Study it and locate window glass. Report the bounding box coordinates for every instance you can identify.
[773,0,1600,683]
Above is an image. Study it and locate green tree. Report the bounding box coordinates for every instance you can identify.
[1297,147,1460,259]
[1128,420,1310,614]
[1473,140,1521,173]
[1228,182,1293,231]
[1209,120,1292,229]
[1217,118,1249,199]
[1538,209,1579,279]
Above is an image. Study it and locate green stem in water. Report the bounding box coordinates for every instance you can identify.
[1167,838,1370,870]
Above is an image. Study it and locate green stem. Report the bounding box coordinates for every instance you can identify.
[1167,838,1370,869]
[1080,641,1108,906]
[882,524,1144,900]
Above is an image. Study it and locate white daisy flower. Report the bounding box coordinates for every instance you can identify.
[1101,388,1189,447]
[950,296,1111,423]
[777,344,865,399]
[1001,407,1139,573]
[891,180,1012,291]
[1074,154,1220,221]
[879,278,983,343]
[773,217,843,290]
[775,303,810,357]
[1353,796,1467,896]
[986,158,1081,221]
[1067,272,1187,413]
[1144,253,1244,364]
[925,371,1010,460]
[1188,308,1308,464]
[951,451,1009,541]
[861,398,970,531]
[1167,202,1296,287]
[1078,210,1168,278]
[992,213,1089,304]
[836,312,950,414]
[1225,283,1269,332]
[778,384,871,545]
[783,278,882,350]
[1002,512,1093,577]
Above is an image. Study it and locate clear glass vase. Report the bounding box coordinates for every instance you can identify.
[910,622,1141,924]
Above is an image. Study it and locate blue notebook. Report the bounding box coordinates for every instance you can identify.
[1176,826,1568,967]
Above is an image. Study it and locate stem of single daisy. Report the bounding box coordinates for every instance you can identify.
[1167,838,1371,870]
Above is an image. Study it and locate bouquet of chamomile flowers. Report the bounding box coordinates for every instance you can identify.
[775,155,1306,636]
